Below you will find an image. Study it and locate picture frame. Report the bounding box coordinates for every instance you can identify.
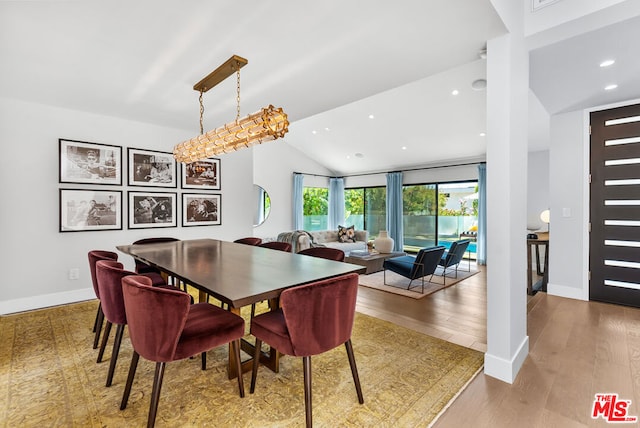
[128,191,177,229]
[182,193,221,226]
[127,148,177,188]
[181,158,221,190]
[59,139,122,185]
[60,189,122,232]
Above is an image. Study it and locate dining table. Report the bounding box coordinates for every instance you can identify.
[116,238,365,378]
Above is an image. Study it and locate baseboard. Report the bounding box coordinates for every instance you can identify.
[0,288,95,315]
[547,281,588,301]
[483,335,529,384]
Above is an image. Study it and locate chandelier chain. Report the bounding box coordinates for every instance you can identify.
[236,62,241,123]
[199,90,204,135]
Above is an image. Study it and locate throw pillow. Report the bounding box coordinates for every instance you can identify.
[338,225,357,243]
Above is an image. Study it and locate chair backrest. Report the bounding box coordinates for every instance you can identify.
[258,241,292,252]
[442,239,471,267]
[121,275,191,362]
[298,247,345,262]
[233,237,263,246]
[132,237,179,273]
[280,273,358,357]
[88,250,118,298]
[95,259,133,325]
[412,246,446,277]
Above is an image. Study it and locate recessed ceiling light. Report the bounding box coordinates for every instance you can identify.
[346,155,351,159]
[401,146,407,150]
[471,79,487,91]
[324,127,330,131]
[479,132,486,137]
[368,114,375,119]
[452,89,459,96]
[605,84,618,91]
[311,130,317,134]
[600,59,615,68]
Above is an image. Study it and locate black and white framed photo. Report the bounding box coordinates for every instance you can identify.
[128,191,177,229]
[182,193,221,226]
[60,189,122,232]
[127,148,177,188]
[181,158,221,190]
[59,139,122,185]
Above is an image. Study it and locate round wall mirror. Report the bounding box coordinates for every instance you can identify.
[253,184,271,227]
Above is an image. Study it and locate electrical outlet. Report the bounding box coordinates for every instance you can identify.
[69,268,80,280]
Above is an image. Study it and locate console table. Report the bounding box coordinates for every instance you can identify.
[527,232,549,295]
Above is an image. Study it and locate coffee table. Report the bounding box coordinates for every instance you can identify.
[344,251,406,275]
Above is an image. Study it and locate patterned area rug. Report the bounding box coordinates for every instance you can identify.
[359,266,479,299]
[0,300,483,427]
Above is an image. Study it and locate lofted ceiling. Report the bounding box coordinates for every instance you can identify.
[1,1,639,176]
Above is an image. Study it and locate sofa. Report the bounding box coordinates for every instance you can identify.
[278,229,369,253]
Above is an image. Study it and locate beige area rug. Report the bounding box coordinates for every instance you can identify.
[0,300,483,427]
[359,267,479,299]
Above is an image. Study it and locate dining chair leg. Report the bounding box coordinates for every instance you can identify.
[250,338,262,394]
[201,351,206,370]
[92,303,100,332]
[93,305,104,349]
[106,324,125,387]
[232,339,245,397]
[97,321,112,363]
[120,351,140,410]
[303,356,312,428]
[345,340,364,404]
[148,361,166,428]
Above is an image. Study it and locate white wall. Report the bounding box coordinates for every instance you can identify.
[527,150,550,231]
[344,162,481,189]
[0,97,253,314]
[547,110,588,300]
[252,141,333,239]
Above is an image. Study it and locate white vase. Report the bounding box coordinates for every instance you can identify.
[374,230,394,253]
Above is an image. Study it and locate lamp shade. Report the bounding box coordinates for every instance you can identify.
[540,209,550,224]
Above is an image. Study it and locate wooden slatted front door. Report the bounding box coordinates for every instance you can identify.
[590,103,640,306]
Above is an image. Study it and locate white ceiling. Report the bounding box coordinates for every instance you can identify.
[1,1,639,176]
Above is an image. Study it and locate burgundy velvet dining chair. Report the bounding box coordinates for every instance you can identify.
[132,237,181,288]
[258,241,292,252]
[120,275,246,428]
[95,259,181,387]
[250,241,293,317]
[250,272,364,427]
[88,250,118,349]
[95,259,137,387]
[233,237,263,246]
[298,247,345,262]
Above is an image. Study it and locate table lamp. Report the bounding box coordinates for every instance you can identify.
[540,209,550,232]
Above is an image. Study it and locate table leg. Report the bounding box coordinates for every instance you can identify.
[226,304,281,380]
[542,242,549,291]
[527,242,533,295]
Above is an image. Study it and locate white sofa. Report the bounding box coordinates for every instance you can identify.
[296,229,369,253]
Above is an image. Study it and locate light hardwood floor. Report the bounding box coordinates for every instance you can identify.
[356,266,640,428]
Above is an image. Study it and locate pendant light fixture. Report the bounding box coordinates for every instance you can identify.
[173,55,289,163]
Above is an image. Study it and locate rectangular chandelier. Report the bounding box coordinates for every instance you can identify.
[173,55,289,163]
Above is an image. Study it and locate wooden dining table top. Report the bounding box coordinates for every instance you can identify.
[117,238,365,308]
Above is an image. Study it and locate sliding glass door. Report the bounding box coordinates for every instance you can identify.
[402,184,437,250]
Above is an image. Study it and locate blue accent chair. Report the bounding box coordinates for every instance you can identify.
[382,246,446,293]
[438,239,471,284]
